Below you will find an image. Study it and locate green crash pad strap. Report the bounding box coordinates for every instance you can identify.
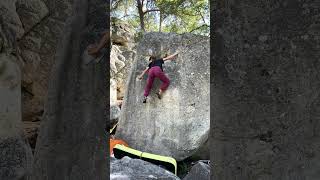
[114,144,177,175]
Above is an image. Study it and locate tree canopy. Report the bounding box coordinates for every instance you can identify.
[111,0,209,36]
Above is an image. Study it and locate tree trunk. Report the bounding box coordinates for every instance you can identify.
[159,11,162,32]
[137,0,145,32]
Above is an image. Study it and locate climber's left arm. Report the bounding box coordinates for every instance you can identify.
[138,67,149,79]
[88,31,110,55]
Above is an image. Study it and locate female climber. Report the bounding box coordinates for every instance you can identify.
[137,52,179,103]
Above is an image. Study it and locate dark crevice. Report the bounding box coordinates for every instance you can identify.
[256,130,273,142]
[21,86,34,97]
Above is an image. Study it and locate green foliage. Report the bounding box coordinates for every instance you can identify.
[111,0,209,36]
[134,31,144,42]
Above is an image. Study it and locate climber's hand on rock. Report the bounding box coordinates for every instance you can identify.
[138,76,143,80]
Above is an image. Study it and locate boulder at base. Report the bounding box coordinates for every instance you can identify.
[111,156,180,180]
[183,162,210,180]
[117,32,209,161]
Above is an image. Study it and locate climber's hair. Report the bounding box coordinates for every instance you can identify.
[149,55,156,61]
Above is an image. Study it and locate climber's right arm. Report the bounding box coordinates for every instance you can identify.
[138,67,149,79]
[163,52,179,61]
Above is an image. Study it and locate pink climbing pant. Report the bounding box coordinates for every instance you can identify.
[143,66,170,97]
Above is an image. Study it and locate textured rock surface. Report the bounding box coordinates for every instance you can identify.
[189,138,209,160]
[110,45,126,74]
[23,121,40,151]
[110,78,118,105]
[111,17,135,48]
[182,162,210,180]
[0,54,33,180]
[111,105,121,120]
[16,0,49,32]
[110,18,136,103]
[111,156,180,180]
[212,0,320,179]
[18,0,73,122]
[117,32,209,161]
[111,45,135,100]
[109,18,136,130]
[31,0,108,179]
[0,0,25,40]
[110,105,120,130]
[0,0,74,123]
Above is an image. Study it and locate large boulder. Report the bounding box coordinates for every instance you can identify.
[183,162,210,180]
[31,0,108,179]
[212,0,320,179]
[111,156,180,180]
[0,54,33,180]
[117,32,209,161]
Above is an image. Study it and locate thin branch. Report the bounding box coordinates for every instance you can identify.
[197,9,206,24]
[189,24,209,33]
[194,6,207,24]
[120,14,139,19]
[143,9,160,14]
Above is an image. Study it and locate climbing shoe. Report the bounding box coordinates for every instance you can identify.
[156,92,162,99]
[143,96,147,103]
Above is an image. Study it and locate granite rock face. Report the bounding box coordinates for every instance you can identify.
[0,54,33,180]
[212,0,320,179]
[117,32,210,161]
[111,156,180,180]
[31,0,108,179]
